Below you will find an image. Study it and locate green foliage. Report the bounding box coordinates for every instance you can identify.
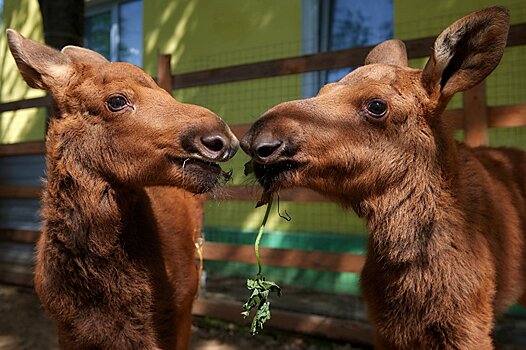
[241,275,281,335]
[241,190,281,335]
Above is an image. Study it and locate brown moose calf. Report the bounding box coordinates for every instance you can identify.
[7,30,238,349]
[241,7,526,350]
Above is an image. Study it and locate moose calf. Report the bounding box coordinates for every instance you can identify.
[242,7,525,349]
[7,30,238,349]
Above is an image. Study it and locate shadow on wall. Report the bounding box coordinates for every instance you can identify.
[0,0,47,144]
[142,0,288,76]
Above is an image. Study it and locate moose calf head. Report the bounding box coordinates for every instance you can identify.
[241,7,509,208]
[7,30,238,193]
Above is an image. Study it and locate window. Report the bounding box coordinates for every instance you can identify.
[326,0,393,82]
[84,0,142,67]
[302,0,393,96]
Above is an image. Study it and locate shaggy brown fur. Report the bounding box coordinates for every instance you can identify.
[241,7,526,349]
[7,30,238,349]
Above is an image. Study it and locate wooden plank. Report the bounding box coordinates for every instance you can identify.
[0,182,329,203]
[172,24,526,89]
[507,23,526,48]
[173,45,372,88]
[209,185,328,203]
[488,104,526,128]
[192,299,374,345]
[0,229,40,244]
[202,242,364,273]
[0,262,34,287]
[0,141,46,156]
[230,124,251,140]
[0,96,51,113]
[157,54,173,92]
[0,231,365,273]
[463,82,489,147]
[0,185,41,199]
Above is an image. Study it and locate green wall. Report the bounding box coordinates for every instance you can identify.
[0,0,46,144]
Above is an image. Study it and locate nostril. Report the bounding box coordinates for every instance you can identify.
[256,140,283,159]
[200,135,225,153]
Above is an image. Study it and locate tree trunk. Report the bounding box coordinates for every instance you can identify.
[38,0,84,49]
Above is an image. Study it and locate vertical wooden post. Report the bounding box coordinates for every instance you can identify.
[463,81,489,147]
[157,54,173,93]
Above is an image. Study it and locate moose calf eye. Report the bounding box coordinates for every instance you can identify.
[366,99,388,118]
[107,95,128,112]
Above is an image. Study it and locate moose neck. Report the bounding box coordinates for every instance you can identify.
[360,149,458,265]
[43,132,142,257]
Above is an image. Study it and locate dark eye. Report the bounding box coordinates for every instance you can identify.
[366,99,388,118]
[107,95,128,112]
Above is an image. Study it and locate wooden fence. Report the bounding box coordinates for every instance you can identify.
[1,24,526,344]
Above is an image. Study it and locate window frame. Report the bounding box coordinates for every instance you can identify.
[84,0,142,66]
[85,1,120,62]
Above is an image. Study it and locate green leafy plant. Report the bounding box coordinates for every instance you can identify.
[241,195,282,335]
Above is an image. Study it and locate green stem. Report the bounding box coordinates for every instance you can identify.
[255,196,273,276]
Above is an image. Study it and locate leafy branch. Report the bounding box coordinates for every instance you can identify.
[241,196,282,335]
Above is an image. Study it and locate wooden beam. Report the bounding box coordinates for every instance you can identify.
[171,24,526,89]
[157,54,173,93]
[230,124,251,140]
[0,185,41,199]
[0,230,364,273]
[0,262,34,287]
[0,141,46,156]
[192,299,374,346]
[209,185,328,202]
[463,82,489,147]
[202,242,364,273]
[0,96,51,113]
[0,229,40,244]
[488,104,526,128]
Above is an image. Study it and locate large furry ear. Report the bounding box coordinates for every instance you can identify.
[61,45,109,64]
[7,29,72,90]
[421,7,509,100]
[365,40,408,67]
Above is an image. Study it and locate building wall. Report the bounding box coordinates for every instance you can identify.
[0,0,46,144]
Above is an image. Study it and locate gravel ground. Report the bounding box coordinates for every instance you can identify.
[0,283,524,349]
[0,284,365,350]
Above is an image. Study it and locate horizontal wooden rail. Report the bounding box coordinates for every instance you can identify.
[172,23,526,89]
[0,95,51,113]
[0,141,46,156]
[0,184,328,202]
[0,229,364,273]
[192,299,374,345]
[203,242,364,273]
[0,185,41,199]
[1,104,524,158]
[1,24,524,113]
[0,229,40,243]
[0,262,34,287]
[0,268,374,345]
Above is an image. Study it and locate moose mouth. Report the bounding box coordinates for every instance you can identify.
[251,160,302,192]
[167,155,232,188]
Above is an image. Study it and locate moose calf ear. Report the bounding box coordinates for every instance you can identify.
[6,29,72,91]
[421,7,509,99]
[365,40,408,67]
[62,46,109,64]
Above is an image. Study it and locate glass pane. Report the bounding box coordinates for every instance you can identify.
[327,0,393,82]
[84,11,112,60]
[119,0,142,67]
